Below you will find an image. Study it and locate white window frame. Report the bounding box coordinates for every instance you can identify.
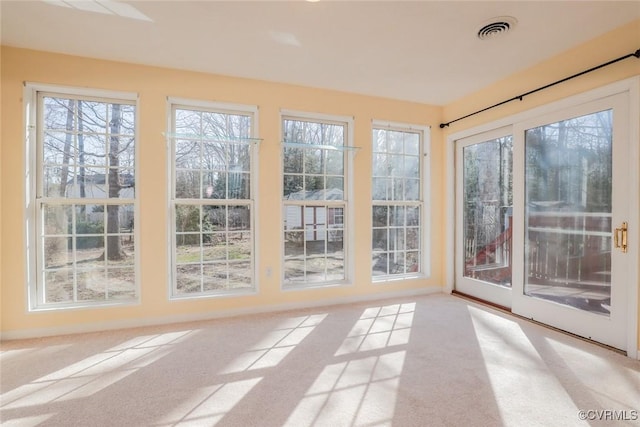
[281,110,355,289]
[168,98,259,299]
[25,83,140,310]
[371,120,430,282]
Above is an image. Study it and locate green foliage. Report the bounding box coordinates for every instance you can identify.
[71,220,104,249]
[175,205,216,245]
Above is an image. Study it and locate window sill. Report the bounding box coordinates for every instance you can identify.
[170,288,258,301]
[372,273,428,284]
[29,299,140,313]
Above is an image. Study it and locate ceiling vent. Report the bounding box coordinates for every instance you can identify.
[477,16,517,40]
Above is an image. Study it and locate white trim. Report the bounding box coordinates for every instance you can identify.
[371,119,431,132]
[25,299,140,313]
[372,273,428,283]
[282,200,346,207]
[625,76,639,360]
[342,201,353,286]
[423,126,432,278]
[169,288,258,301]
[167,99,259,299]
[453,127,513,308]
[370,121,430,280]
[26,82,137,102]
[24,83,141,310]
[280,111,354,289]
[167,97,259,116]
[252,106,262,296]
[166,98,175,302]
[132,94,142,304]
[1,287,441,341]
[445,129,455,294]
[36,198,137,205]
[24,84,38,311]
[280,108,354,125]
[281,280,355,293]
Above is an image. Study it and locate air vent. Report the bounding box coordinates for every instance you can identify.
[477,16,517,40]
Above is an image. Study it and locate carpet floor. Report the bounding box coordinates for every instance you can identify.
[1,293,639,426]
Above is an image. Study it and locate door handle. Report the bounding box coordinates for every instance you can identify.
[614,222,628,253]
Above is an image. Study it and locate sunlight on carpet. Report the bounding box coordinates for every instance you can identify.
[335,303,414,356]
[468,305,584,426]
[156,378,263,426]
[219,314,328,374]
[1,330,197,411]
[284,351,405,427]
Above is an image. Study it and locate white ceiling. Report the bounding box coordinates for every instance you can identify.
[2,1,639,105]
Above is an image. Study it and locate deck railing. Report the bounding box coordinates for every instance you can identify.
[464,210,612,288]
[526,211,611,287]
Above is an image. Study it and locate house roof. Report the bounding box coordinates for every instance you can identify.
[285,188,344,201]
[67,173,134,186]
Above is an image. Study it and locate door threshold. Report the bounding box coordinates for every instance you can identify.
[451,290,626,356]
[452,290,511,313]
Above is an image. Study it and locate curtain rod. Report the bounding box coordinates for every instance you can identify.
[439,48,640,129]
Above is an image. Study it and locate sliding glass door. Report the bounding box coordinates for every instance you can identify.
[455,88,634,351]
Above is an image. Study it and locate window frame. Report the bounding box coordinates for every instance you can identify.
[168,98,259,299]
[25,83,140,310]
[280,110,354,289]
[371,120,430,281]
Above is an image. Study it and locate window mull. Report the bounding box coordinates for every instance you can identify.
[439,48,640,129]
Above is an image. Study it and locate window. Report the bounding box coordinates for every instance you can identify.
[27,86,138,309]
[282,113,352,287]
[372,123,429,279]
[170,100,257,297]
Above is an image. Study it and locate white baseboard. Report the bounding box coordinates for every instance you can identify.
[0,286,442,341]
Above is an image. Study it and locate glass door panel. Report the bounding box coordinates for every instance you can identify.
[455,128,513,309]
[512,92,630,351]
[524,110,612,315]
[463,136,513,287]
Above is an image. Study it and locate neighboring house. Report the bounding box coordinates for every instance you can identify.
[284,188,343,242]
[65,173,135,229]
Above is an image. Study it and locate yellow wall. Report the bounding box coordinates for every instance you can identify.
[0,46,444,337]
[443,19,640,349]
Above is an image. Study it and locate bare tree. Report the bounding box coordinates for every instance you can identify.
[58,99,74,197]
[106,103,125,260]
[78,101,86,202]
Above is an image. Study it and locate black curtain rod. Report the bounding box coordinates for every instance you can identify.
[439,48,640,129]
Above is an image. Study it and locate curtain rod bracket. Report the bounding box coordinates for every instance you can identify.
[439,48,640,129]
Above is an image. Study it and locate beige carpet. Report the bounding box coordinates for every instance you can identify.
[1,294,639,427]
